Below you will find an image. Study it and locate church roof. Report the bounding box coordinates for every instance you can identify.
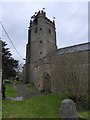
[32,42,90,64]
[57,42,90,55]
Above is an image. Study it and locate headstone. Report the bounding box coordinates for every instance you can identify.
[60,99,78,119]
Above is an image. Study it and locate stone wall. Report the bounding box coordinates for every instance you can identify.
[48,50,89,97]
[24,40,89,97]
[24,10,57,84]
[28,11,57,63]
[24,10,89,97]
[25,46,89,97]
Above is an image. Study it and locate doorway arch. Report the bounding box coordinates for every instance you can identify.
[42,72,51,93]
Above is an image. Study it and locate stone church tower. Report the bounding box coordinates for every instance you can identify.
[24,10,89,96]
[24,10,57,90]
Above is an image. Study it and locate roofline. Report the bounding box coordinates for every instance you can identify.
[58,42,90,50]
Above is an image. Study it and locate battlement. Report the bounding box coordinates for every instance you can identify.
[37,10,46,17]
[29,10,55,27]
[45,17,55,28]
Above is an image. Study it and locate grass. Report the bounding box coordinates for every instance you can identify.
[5,82,19,98]
[2,82,90,119]
[78,111,90,119]
[25,83,38,92]
[0,112,2,120]
[2,93,66,118]
[0,100,2,120]
[2,82,66,118]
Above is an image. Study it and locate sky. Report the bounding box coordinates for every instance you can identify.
[0,0,89,64]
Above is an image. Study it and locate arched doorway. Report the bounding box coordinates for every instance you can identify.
[42,72,51,93]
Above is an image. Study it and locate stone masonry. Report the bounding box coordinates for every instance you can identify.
[24,10,89,96]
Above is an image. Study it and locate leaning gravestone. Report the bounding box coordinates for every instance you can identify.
[60,99,78,119]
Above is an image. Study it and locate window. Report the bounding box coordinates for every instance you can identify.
[49,28,51,34]
[35,27,37,33]
[40,52,42,54]
[40,28,42,30]
[33,18,37,25]
[40,41,42,43]
[72,72,73,76]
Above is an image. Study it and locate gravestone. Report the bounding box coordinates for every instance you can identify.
[60,99,78,119]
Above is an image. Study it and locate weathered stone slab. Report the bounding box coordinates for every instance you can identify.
[60,99,78,119]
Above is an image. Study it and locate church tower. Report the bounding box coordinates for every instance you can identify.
[24,10,57,84]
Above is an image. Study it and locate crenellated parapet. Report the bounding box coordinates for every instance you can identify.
[29,10,55,28]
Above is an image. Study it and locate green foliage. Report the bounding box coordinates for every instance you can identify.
[2,41,19,79]
[74,95,89,112]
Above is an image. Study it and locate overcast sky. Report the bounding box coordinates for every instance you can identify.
[0,1,88,63]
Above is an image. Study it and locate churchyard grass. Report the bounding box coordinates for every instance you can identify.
[0,113,1,119]
[5,82,19,97]
[0,100,2,120]
[2,82,90,119]
[78,111,90,119]
[2,93,66,118]
[25,83,38,92]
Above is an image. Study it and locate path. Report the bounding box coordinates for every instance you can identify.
[6,82,42,101]
[16,83,41,99]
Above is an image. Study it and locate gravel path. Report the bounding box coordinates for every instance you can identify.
[6,83,42,101]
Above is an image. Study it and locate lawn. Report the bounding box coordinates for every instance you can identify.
[78,111,90,119]
[0,100,2,120]
[2,82,90,119]
[5,82,19,98]
[2,93,66,118]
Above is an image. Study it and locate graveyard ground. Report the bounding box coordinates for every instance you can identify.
[2,81,90,119]
[0,100,2,120]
